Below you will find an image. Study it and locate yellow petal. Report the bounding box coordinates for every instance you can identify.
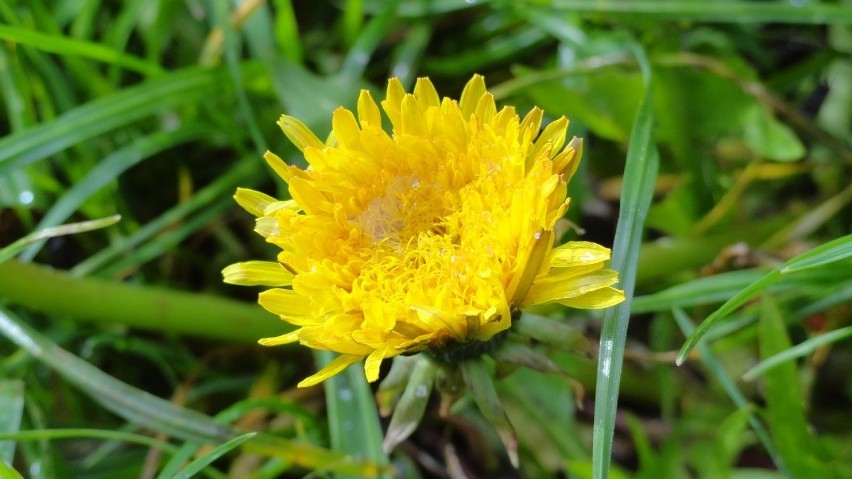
[531,116,568,160]
[474,92,496,125]
[288,176,329,215]
[258,331,300,346]
[522,268,621,307]
[233,188,278,217]
[222,261,294,286]
[381,77,406,132]
[459,74,486,119]
[508,230,554,305]
[357,89,382,127]
[556,286,625,309]
[548,241,611,268]
[401,94,425,136]
[277,115,324,152]
[553,137,582,180]
[332,107,361,149]
[298,354,364,388]
[258,288,313,320]
[263,151,292,182]
[413,77,440,108]
[520,107,543,137]
[364,346,391,382]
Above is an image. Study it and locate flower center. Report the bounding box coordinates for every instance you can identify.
[357,174,451,246]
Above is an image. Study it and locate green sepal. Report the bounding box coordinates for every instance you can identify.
[382,356,436,453]
[460,359,519,468]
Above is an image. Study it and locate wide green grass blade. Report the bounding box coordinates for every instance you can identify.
[19,126,207,261]
[0,381,24,464]
[758,296,828,477]
[592,44,658,479]
[0,261,284,342]
[0,66,227,174]
[743,325,852,381]
[543,1,852,25]
[677,234,852,364]
[318,350,390,479]
[0,460,24,479]
[172,432,256,479]
[0,24,163,76]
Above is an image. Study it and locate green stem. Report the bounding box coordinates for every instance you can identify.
[0,261,286,342]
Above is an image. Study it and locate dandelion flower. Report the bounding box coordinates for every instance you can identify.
[224,75,624,388]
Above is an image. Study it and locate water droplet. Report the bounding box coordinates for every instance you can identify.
[18,190,34,205]
[338,388,353,401]
[533,231,542,240]
[411,177,421,188]
[415,384,429,398]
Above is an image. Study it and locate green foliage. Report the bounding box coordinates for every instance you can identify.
[1,1,850,478]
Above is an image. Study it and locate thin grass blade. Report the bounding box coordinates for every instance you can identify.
[0,381,24,464]
[19,126,206,261]
[678,234,852,364]
[0,215,120,264]
[592,43,658,479]
[0,24,163,76]
[171,432,257,479]
[744,325,852,381]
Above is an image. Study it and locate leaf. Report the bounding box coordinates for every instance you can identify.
[742,103,806,162]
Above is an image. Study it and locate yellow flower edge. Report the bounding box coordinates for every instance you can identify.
[223,75,625,387]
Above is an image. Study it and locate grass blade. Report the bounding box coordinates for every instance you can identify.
[172,432,257,479]
[0,381,24,464]
[543,1,852,25]
[0,67,226,174]
[19,126,207,261]
[0,260,285,342]
[318,350,390,479]
[758,296,828,477]
[744,325,852,382]
[0,24,163,76]
[0,215,121,264]
[0,306,235,443]
[677,234,852,364]
[592,43,658,479]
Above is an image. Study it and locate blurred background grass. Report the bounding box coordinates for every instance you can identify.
[1,0,851,478]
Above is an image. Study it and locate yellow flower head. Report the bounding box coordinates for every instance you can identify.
[224,75,624,387]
